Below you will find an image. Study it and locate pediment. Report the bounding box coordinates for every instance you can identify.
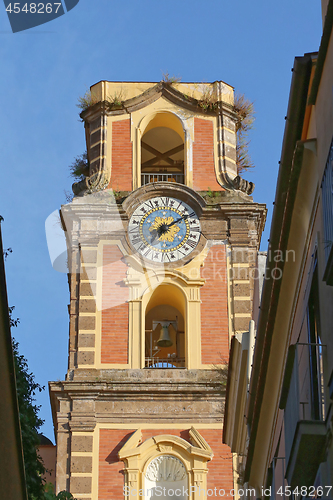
[118,427,213,462]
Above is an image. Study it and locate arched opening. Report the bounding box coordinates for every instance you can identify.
[145,284,186,368]
[141,113,185,186]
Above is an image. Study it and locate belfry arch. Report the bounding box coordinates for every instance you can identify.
[139,112,186,186]
[144,283,186,368]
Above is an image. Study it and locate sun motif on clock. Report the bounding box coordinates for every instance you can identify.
[148,216,180,242]
[128,196,201,263]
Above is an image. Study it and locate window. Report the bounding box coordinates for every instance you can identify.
[281,257,326,488]
[307,257,324,420]
[321,138,333,284]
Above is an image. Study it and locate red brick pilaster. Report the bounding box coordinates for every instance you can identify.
[201,245,229,363]
[101,245,129,363]
[193,118,221,191]
[110,119,133,191]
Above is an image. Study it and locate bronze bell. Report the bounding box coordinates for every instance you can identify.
[157,324,173,347]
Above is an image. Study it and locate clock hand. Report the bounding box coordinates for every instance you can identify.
[149,220,175,244]
[149,214,189,244]
[166,214,188,228]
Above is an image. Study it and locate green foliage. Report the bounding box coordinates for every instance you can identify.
[44,483,77,500]
[206,187,219,200]
[105,91,124,110]
[69,151,89,181]
[77,90,100,111]
[77,90,124,113]
[10,306,76,500]
[10,305,45,500]
[161,72,182,84]
[9,305,19,328]
[197,86,218,111]
[234,93,255,174]
[181,83,218,111]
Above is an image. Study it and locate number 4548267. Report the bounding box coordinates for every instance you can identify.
[277,486,332,496]
[6,3,62,13]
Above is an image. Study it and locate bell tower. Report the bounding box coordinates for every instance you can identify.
[49,80,266,500]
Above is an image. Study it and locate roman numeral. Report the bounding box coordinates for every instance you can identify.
[186,239,197,248]
[131,236,141,245]
[129,225,140,233]
[162,253,170,262]
[145,200,155,210]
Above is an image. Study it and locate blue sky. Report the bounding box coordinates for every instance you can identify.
[0,0,322,441]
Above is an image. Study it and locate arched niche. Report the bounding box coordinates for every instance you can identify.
[144,283,186,368]
[144,455,188,500]
[140,112,185,186]
[119,428,213,500]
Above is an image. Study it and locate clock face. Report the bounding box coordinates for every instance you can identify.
[128,196,201,263]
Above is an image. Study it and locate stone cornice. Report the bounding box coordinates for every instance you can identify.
[49,369,225,396]
[80,81,237,122]
[61,186,267,252]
